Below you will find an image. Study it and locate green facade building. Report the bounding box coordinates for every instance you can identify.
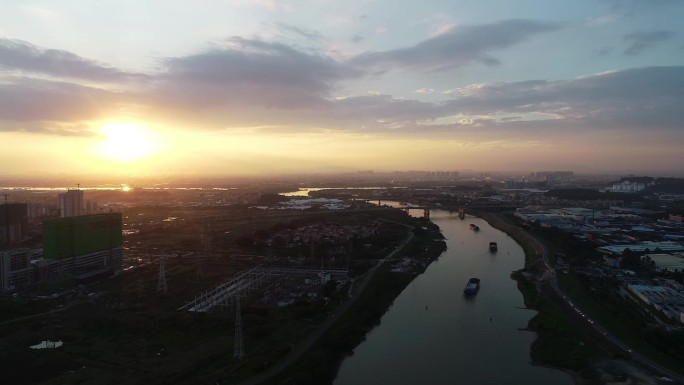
[43,213,123,260]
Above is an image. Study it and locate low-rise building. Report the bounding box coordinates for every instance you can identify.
[628,284,684,322]
[646,253,684,272]
[598,241,684,255]
[0,249,39,292]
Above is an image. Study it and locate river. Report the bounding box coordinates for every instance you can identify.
[333,208,573,385]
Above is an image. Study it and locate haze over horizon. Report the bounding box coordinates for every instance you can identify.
[1,0,683,177]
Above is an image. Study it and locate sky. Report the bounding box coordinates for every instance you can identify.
[1,0,683,178]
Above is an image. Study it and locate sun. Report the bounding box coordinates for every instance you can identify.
[97,122,159,162]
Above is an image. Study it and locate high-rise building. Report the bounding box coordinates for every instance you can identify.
[40,213,123,280]
[58,189,84,218]
[85,201,99,215]
[0,203,28,248]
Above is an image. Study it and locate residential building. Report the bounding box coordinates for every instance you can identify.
[40,213,123,280]
[58,189,84,218]
[0,203,27,247]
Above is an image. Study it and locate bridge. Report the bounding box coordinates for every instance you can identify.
[370,201,520,219]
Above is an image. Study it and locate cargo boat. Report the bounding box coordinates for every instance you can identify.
[458,208,466,220]
[463,278,480,295]
[489,242,498,251]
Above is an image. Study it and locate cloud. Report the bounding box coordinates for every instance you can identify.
[152,37,360,109]
[593,46,613,56]
[1,34,681,145]
[0,38,145,83]
[435,66,684,133]
[331,94,437,124]
[0,121,98,136]
[623,30,675,55]
[275,23,324,41]
[431,23,457,37]
[20,5,62,21]
[600,0,682,9]
[214,66,684,138]
[229,0,281,11]
[351,19,560,73]
[0,76,118,123]
[582,14,622,27]
[0,36,367,131]
[598,0,683,17]
[293,66,684,139]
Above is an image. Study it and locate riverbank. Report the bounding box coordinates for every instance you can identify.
[259,218,447,385]
[473,211,605,381]
[478,211,684,385]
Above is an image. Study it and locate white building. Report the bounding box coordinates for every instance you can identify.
[1,249,39,292]
[611,178,654,193]
[34,247,123,282]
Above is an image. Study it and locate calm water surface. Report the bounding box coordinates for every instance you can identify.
[333,209,573,385]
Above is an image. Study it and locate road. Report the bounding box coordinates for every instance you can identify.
[479,212,684,384]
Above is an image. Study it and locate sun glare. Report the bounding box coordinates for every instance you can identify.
[98,122,159,162]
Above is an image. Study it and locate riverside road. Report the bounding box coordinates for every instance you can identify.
[479,211,684,384]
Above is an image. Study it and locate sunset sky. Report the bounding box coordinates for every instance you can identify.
[1,0,683,177]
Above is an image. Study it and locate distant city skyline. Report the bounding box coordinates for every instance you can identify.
[1,0,683,176]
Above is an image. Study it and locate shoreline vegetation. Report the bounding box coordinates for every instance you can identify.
[261,209,600,385]
[480,210,684,385]
[260,208,597,385]
[259,217,447,385]
[474,211,619,384]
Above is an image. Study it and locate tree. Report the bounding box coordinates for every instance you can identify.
[621,248,640,269]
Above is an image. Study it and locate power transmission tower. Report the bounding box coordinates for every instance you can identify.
[233,294,244,360]
[157,256,167,294]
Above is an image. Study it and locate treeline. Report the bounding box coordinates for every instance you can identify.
[546,177,684,201]
[647,177,684,194]
[545,188,640,202]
